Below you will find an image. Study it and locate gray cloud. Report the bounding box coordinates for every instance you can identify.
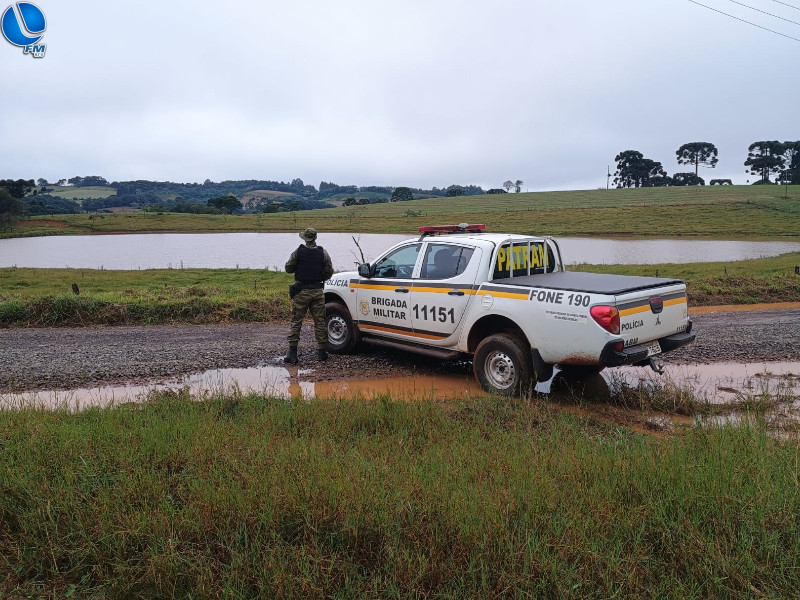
[1,0,798,190]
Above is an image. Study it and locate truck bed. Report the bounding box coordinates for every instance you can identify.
[490,271,684,295]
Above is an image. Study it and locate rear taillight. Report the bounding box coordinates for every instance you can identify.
[590,305,620,334]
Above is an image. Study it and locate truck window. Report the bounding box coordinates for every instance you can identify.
[419,244,475,280]
[373,243,421,278]
[493,241,555,279]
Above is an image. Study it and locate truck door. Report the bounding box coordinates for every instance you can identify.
[410,243,481,342]
[355,242,420,340]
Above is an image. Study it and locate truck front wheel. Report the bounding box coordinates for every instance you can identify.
[474,333,534,396]
[325,302,360,354]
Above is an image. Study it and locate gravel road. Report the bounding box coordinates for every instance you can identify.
[1,309,799,392]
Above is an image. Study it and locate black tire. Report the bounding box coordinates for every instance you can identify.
[473,333,535,396]
[325,302,360,354]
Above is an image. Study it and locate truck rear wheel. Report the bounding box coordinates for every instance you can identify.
[474,333,534,396]
[325,302,360,354]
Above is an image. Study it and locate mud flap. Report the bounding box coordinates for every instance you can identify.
[531,348,553,383]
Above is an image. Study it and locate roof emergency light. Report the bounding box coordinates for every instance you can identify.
[418,224,486,237]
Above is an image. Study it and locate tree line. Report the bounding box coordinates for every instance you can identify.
[8,177,492,216]
[614,141,800,188]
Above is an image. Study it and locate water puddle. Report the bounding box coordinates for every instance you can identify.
[2,360,799,434]
[546,362,800,435]
[613,361,800,404]
[0,362,487,410]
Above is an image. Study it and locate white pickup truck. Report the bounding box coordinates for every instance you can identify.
[323,224,695,394]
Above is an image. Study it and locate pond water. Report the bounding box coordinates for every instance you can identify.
[1,233,799,271]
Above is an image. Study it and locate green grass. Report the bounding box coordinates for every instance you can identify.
[1,393,799,598]
[44,185,117,201]
[572,252,800,306]
[2,250,799,327]
[0,268,293,327]
[5,185,800,239]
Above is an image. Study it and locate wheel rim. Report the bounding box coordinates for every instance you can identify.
[327,315,348,344]
[484,350,516,390]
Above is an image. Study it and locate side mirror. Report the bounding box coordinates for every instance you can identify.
[358,263,371,278]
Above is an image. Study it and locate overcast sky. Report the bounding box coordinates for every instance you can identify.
[1,0,798,191]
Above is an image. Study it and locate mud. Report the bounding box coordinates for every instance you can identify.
[4,360,799,441]
[2,308,799,436]
[691,302,800,314]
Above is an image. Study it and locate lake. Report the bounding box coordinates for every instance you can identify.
[1,233,799,271]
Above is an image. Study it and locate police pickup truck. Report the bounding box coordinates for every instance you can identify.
[324,224,695,395]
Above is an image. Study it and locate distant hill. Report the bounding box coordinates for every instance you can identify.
[22,178,487,216]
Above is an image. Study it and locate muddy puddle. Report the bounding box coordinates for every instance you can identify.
[549,362,800,435]
[2,361,799,435]
[0,364,486,410]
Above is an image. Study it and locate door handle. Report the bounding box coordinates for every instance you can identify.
[448,290,465,296]
[395,287,410,293]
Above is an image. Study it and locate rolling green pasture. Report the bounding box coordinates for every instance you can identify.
[243,189,297,198]
[1,393,798,598]
[6,185,800,238]
[44,185,117,201]
[1,251,798,327]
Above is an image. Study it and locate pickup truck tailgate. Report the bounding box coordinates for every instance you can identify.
[490,271,690,355]
[616,284,689,350]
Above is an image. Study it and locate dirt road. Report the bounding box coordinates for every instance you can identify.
[1,309,799,392]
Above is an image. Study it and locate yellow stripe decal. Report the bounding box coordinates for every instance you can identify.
[477,290,529,300]
[352,283,529,299]
[620,297,687,317]
[411,286,478,295]
[351,283,400,292]
[664,297,687,307]
[619,304,651,317]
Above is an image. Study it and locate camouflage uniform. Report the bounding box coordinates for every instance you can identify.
[285,228,334,361]
[286,288,328,347]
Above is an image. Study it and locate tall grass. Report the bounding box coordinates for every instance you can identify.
[0,268,293,326]
[1,393,799,598]
[2,249,799,328]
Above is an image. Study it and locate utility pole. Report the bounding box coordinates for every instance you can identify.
[606,166,611,190]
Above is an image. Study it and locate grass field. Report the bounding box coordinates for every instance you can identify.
[0,268,293,327]
[571,252,800,305]
[1,251,798,327]
[1,392,798,598]
[5,185,800,239]
[43,185,117,201]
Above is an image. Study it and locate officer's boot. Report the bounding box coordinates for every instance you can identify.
[317,348,328,361]
[283,346,298,364]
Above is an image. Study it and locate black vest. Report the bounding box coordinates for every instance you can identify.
[294,245,325,282]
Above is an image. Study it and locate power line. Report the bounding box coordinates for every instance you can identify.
[686,0,800,42]
[728,0,800,26]
[768,0,800,12]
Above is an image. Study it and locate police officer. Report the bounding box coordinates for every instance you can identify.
[284,227,334,364]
